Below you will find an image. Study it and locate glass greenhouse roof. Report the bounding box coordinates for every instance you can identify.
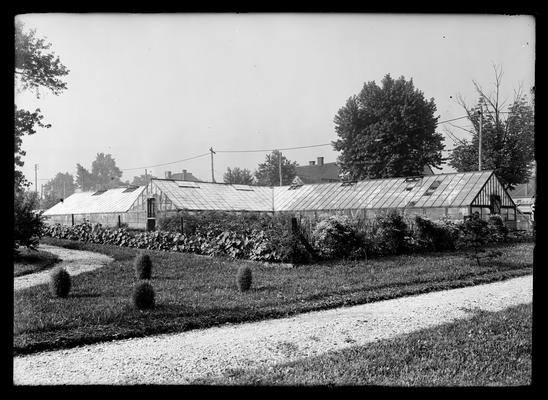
[43,186,147,215]
[152,171,495,212]
[152,180,274,212]
[43,171,501,216]
[272,170,495,211]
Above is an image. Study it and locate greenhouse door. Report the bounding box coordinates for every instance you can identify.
[147,198,156,231]
[490,194,501,215]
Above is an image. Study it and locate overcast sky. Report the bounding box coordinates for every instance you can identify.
[15,13,535,189]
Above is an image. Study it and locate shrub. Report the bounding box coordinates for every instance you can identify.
[134,253,152,279]
[456,214,492,267]
[369,212,409,256]
[311,214,364,260]
[133,281,155,309]
[49,267,71,298]
[487,215,509,242]
[14,189,44,254]
[414,216,457,252]
[236,265,253,292]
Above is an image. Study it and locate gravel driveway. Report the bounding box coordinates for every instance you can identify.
[14,244,114,291]
[13,274,532,385]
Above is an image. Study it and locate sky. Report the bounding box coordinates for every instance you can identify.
[14,13,535,190]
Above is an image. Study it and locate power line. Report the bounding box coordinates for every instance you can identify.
[121,152,211,172]
[216,143,332,154]
[215,116,469,154]
[35,114,473,178]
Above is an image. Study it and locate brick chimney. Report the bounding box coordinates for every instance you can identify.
[182,169,187,180]
[317,157,324,166]
[165,171,172,179]
[309,161,316,166]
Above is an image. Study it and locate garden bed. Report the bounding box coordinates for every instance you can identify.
[13,239,533,355]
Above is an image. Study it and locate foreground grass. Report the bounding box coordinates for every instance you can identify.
[13,239,533,355]
[193,303,532,386]
[14,248,61,277]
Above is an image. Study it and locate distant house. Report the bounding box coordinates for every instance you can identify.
[509,180,535,230]
[164,169,200,182]
[509,181,536,215]
[294,157,340,183]
[294,157,434,184]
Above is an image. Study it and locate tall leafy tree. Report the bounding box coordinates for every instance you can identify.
[448,66,535,190]
[14,106,50,189]
[41,172,76,209]
[332,74,444,180]
[91,153,123,189]
[14,20,69,191]
[14,20,68,252]
[76,153,124,191]
[75,163,96,191]
[254,150,298,186]
[223,167,255,185]
[15,20,69,96]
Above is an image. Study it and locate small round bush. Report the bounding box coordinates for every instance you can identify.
[134,253,152,279]
[133,281,155,309]
[236,265,252,292]
[49,267,71,298]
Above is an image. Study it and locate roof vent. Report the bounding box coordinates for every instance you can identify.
[341,181,357,187]
[422,180,442,196]
[233,184,254,191]
[405,177,421,191]
[177,182,200,189]
[288,176,304,189]
[123,186,140,193]
[92,190,107,196]
[405,177,422,182]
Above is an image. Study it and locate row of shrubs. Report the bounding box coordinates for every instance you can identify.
[42,212,532,264]
[310,212,530,260]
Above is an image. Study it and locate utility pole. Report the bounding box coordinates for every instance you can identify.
[209,147,216,183]
[40,184,43,200]
[478,107,483,171]
[34,164,38,194]
[278,150,282,186]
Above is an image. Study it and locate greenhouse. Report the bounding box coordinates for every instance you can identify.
[273,170,517,225]
[42,186,147,229]
[43,170,518,231]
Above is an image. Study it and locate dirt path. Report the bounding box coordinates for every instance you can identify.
[13,244,114,292]
[13,274,532,385]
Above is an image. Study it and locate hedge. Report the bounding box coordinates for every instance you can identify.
[41,212,533,264]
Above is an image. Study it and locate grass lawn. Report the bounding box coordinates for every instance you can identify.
[13,238,533,355]
[192,303,532,386]
[14,247,61,277]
